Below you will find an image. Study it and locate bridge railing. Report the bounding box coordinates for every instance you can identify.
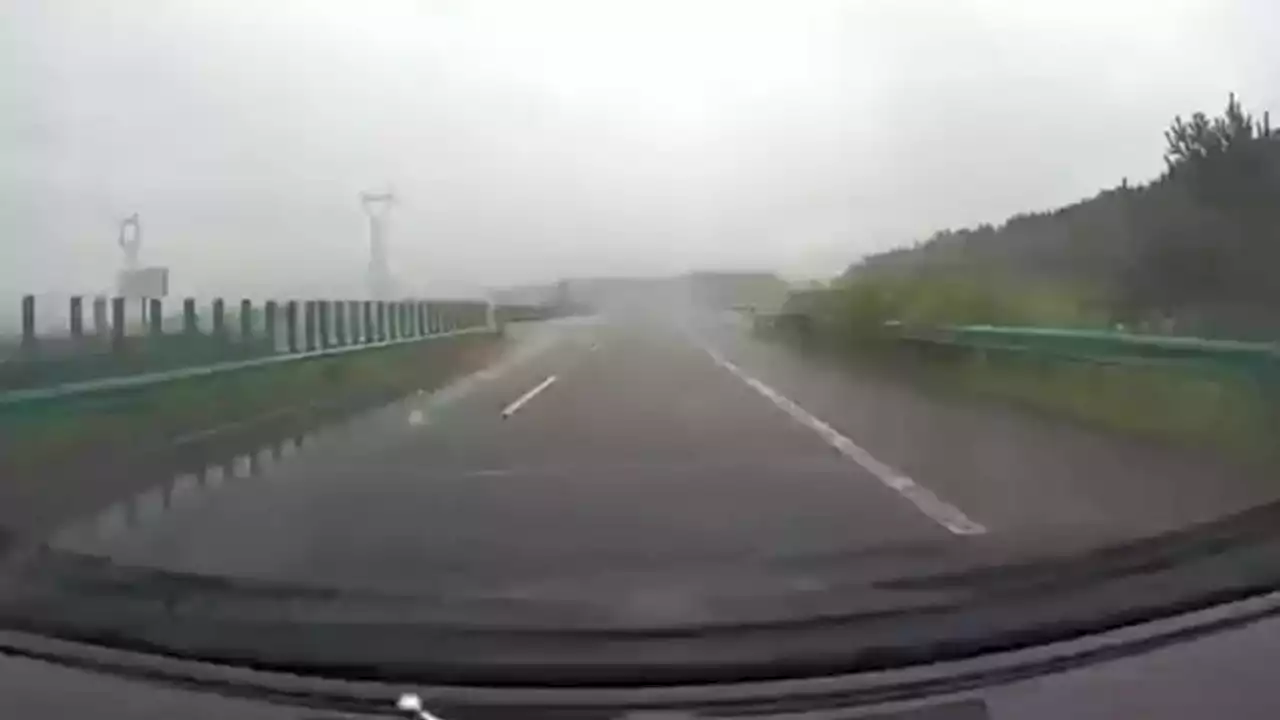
[1,294,494,395]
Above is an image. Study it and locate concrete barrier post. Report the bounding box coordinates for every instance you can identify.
[69,296,84,339]
[264,301,278,352]
[377,302,388,342]
[389,302,401,341]
[363,301,374,344]
[20,295,36,349]
[304,301,317,352]
[183,298,197,335]
[111,297,126,353]
[240,299,252,341]
[149,299,162,336]
[318,301,331,349]
[212,299,226,339]
[285,301,299,353]
[334,300,347,346]
[93,297,109,338]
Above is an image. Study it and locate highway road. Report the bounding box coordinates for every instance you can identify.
[50,314,1276,618]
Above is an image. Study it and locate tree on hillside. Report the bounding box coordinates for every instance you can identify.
[1122,94,1280,334]
[1163,93,1272,171]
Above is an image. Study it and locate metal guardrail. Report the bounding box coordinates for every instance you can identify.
[0,326,495,408]
[750,304,1280,378]
[2,294,493,393]
[893,323,1280,376]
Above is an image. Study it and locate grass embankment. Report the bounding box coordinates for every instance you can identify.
[0,332,505,474]
[764,274,1274,460]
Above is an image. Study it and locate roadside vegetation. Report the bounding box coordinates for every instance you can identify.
[763,95,1280,460]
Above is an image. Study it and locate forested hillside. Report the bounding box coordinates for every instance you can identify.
[847,95,1280,338]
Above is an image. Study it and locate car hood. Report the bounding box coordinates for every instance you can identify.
[2,506,1280,685]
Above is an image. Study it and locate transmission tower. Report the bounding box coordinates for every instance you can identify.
[360,190,397,300]
[118,213,143,272]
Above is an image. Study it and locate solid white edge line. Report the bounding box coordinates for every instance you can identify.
[501,375,558,418]
[701,345,987,536]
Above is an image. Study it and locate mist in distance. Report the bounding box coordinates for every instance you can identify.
[4,0,1279,302]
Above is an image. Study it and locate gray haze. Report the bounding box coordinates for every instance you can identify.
[4,0,1279,299]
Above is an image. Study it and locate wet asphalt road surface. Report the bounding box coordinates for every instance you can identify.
[53,315,1275,605]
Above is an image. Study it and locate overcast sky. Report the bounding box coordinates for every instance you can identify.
[4,0,1279,299]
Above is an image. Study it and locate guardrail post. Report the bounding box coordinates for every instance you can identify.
[149,299,162,336]
[304,301,317,352]
[377,302,388,341]
[389,302,401,341]
[416,302,425,336]
[212,298,226,339]
[264,301,278,352]
[183,298,197,335]
[69,296,84,339]
[349,301,360,344]
[429,303,439,334]
[399,302,408,338]
[285,301,299,353]
[334,300,347,346]
[363,301,374,344]
[93,297,108,338]
[239,299,252,342]
[20,295,36,349]
[318,301,331,349]
[111,297,126,353]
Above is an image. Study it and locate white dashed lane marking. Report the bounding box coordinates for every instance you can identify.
[701,345,987,536]
[501,375,558,419]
